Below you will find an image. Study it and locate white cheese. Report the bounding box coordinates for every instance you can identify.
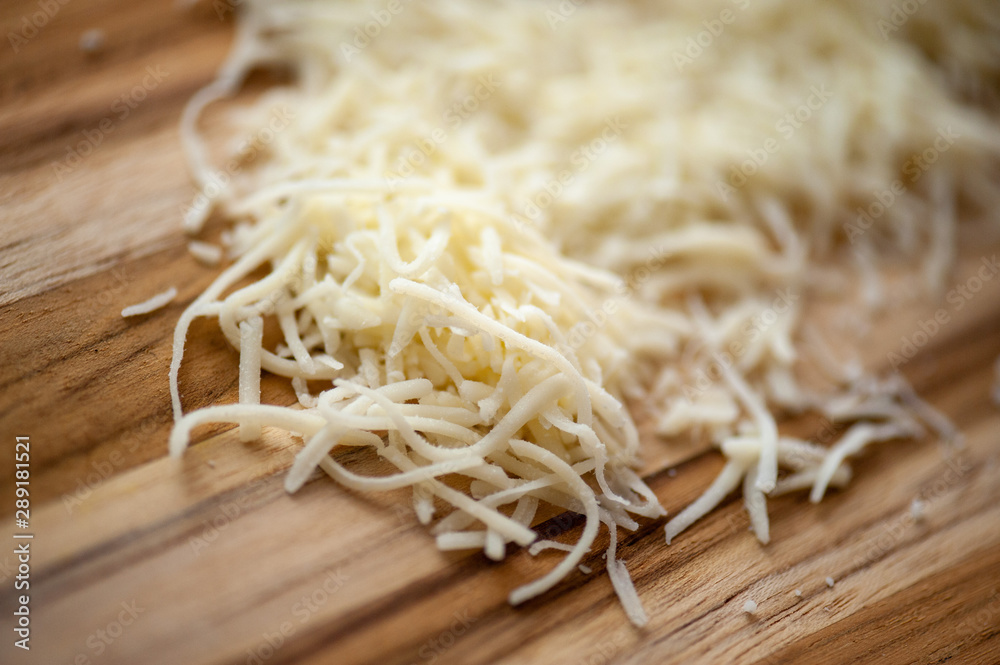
[167,0,1000,627]
[121,287,177,317]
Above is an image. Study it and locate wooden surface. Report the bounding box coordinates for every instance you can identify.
[2,2,1000,664]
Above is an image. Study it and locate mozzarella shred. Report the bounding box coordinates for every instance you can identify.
[238,316,264,441]
[167,0,1000,626]
[121,287,178,317]
[188,240,224,266]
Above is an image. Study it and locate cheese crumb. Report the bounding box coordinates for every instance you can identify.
[992,358,1000,406]
[743,600,758,614]
[825,577,835,588]
[79,28,105,54]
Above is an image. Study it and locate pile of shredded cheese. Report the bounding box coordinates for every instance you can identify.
[167,0,1000,625]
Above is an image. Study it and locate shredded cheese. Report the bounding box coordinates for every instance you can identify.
[166,0,1000,626]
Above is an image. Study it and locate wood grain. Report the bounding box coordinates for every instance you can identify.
[1,2,999,664]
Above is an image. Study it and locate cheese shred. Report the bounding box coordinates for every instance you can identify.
[121,287,178,317]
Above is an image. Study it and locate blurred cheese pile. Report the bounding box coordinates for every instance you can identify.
[167,0,1000,624]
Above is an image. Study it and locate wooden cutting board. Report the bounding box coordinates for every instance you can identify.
[2,1,999,663]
